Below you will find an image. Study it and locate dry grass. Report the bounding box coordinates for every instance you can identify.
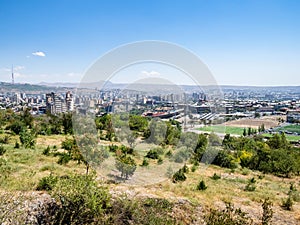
[224,115,285,129]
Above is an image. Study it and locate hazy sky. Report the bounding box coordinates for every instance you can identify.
[0,0,299,86]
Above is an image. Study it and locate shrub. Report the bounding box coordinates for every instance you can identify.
[36,174,58,191]
[172,168,186,183]
[282,195,293,210]
[245,177,256,192]
[111,196,176,224]
[57,153,72,165]
[141,158,149,167]
[288,183,300,202]
[145,149,159,159]
[43,146,51,156]
[211,173,221,180]
[197,180,207,191]
[19,129,36,149]
[262,198,273,225]
[14,141,20,149]
[115,154,137,179]
[0,135,9,144]
[204,202,253,225]
[51,174,111,224]
[165,150,172,157]
[191,164,198,172]
[157,157,163,164]
[182,164,189,173]
[0,145,6,156]
[109,144,118,152]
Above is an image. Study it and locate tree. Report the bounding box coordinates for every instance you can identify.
[146,119,167,145]
[267,133,290,150]
[197,180,207,191]
[22,108,33,128]
[7,120,24,135]
[19,128,36,149]
[243,128,247,136]
[222,134,236,150]
[129,115,148,133]
[208,132,222,146]
[262,198,273,225]
[62,112,73,134]
[125,131,138,149]
[115,154,137,179]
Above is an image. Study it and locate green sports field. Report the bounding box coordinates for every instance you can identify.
[274,124,300,134]
[197,125,245,135]
[262,133,300,142]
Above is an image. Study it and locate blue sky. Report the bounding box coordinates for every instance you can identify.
[0,0,299,85]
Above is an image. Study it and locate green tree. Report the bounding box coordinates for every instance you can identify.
[197,180,208,191]
[243,128,247,136]
[62,112,73,134]
[209,132,222,146]
[19,128,36,149]
[115,154,137,179]
[22,108,33,128]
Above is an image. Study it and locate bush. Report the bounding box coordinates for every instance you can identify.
[157,157,163,164]
[245,177,256,192]
[43,146,51,156]
[0,158,11,181]
[211,173,221,180]
[197,180,207,191]
[282,195,293,210]
[19,129,36,149]
[262,198,273,225]
[172,168,186,183]
[14,141,20,149]
[145,149,159,159]
[288,183,300,202]
[0,145,6,156]
[141,158,149,167]
[165,150,172,157]
[36,174,58,191]
[204,202,253,225]
[111,196,175,224]
[57,153,72,165]
[191,164,198,172]
[0,135,9,144]
[115,154,137,179]
[50,174,111,224]
[182,164,189,173]
[109,144,118,152]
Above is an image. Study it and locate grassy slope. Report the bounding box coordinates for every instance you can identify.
[1,133,300,223]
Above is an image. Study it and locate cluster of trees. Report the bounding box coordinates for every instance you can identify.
[2,109,73,136]
[218,133,300,177]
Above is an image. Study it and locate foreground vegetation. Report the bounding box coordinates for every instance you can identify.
[0,109,300,224]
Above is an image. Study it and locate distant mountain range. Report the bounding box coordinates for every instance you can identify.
[1,81,300,94]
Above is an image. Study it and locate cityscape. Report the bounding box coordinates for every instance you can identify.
[1,1,300,224]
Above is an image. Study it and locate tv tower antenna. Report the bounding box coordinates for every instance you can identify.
[11,65,14,85]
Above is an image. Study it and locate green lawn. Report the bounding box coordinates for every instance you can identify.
[262,133,300,142]
[274,124,300,134]
[197,125,245,135]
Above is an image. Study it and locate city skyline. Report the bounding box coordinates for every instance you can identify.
[0,0,300,86]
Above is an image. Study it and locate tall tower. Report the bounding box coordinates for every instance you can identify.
[11,65,14,85]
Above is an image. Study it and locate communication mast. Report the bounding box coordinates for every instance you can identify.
[11,65,14,85]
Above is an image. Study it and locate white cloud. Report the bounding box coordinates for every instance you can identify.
[32,51,46,57]
[14,66,25,71]
[1,65,25,72]
[141,70,161,76]
[67,72,81,77]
